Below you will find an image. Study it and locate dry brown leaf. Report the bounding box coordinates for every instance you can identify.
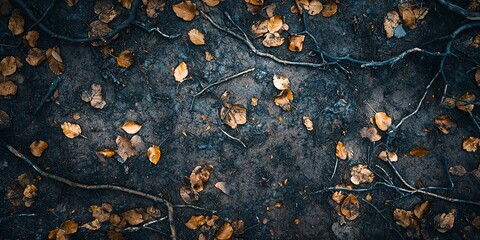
[81,219,102,231]
[23,184,37,198]
[121,121,142,134]
[188,29,205,45]
[8,9,24,35]
[303,116,314,131]
[118,0,133,9]
[190,165,211,193]
[393,209,414,228]
[265,3,275,17]
[94,0,118,23]
[26,48,47,67]
[262,32,285,47]
[46,47,65,75]
[122,209,144,226]
[413,7,429,20]
[0,56,17,77]
[435,115,456,134]
[409,146,429,157]
[375,112,392,131]
[202,0,222,7]
[251,97,258,106]
[267,16,283,33]
[414,201,430,220]
[340,194,360,221]
[88,20,113,42]
[172,1,198,21]
[0,80,18,96]
[115,50,134,68]
[398,6,416,28]
[378,150,398,162]
[216,222,234,240]
[308,0,323,15]
[272,75,290,90]
[185,215,207,230]
[365,193,372,202]
[24,30,39,47]
[30,140,48,157]
[245,0,263,6]
[215,182,230,195]
[66,0,78,7]
[322,1,338,17]
[336,141,347,160]
[289,34,305,52]
[251,20,268,36]
[463,137,480,152]
[91,203,113,222]
[456,92,476,112]
[115,136,136,161]
[61,220,78,235]
[206,215,219,227]
[384,11,400,38]
[97,149,116,158]
[146,206,161,218]
[350,164,374,185]
[61,122,81,138]
[274,89,294,111]
[435,209,456,233]
[475,69,480,87]
[359,127,381,142]
[180,185,199,204]
[147,145,161,164]
[82,84,107,109]
[449,165,467,176]
[174,61,188,83]
[205,51,214,61]
[145,0,165,18]
[0,110,9,128]
[220,104,247,129]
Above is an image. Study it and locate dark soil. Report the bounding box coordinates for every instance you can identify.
[1,0,480,239]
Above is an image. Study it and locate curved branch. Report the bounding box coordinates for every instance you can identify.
[436,0,480,20]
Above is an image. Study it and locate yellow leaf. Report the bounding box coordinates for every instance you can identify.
[188,29,205,45]
[378,150,398,162]
[174,61,188,83]
[303,116,313,131]
[29,140,48,157]
[61,122,82,139]
[185,215,206,230]
[463,137,480,152]
[340,194,360,221]
[0,56,17,77]
[409,146,429,157]
[272,74,290,90]
[172,1,198,21]
[8,9,24,35]
[116,50,134,68]
[121,121,142,134]
[374,112,392,131]
[147,145,161,164]
[336,141,347,160]
[216,222,233,240]
[288,34,305,52]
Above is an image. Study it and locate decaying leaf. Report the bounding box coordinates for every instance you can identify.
[174,61,188,83]
[61,220,78,235]
[66,0,79,7]
[215,182,230,195]
[94,0,119,23]
[456,92,476,112]
[220,104,247,129]
[262,32,285,47]
[449,165,467,176]
[378,150,398,162]
[202,0,222,7]
[0,110,9,128]
[267,16,283,33]
[463,137,480,152]
[475,69,480,87]
[180,185,199,204]
[91,203,113,222]
[8,9,24,35]
[119,0,133,9]
[265,3,275,17]
[0,56,17,77]
[185,215,206,230]
[414,201,430,220]
[434,209,456,233]
[46,47,65,75]
[251,97,258,106]
[81,219,102,231]
[322,0,338,17]
[97,149,116,158]
[172,1,198,21]
[331,184,352,204]
[30,140,48,157]
[375,112,392,131]
[88,20,113,45]
[81,84,107,109]
[0,80,18,96]
[188,29,205,45]
[289,34,305,52]
[61,122,81,138]
[147,145,161,164]
[115,50,134,68]
[398,4,429,29]
[245,0,263,6]
[359,127,382,142]
[340,194,360,221]
[24,30,39,47]
[303,116,314,131]
[26,48,47,66]
[205,51,214,61]
[350,164,374,185]
[216,222,234,240]
[122,209,144,226]
[336,141,347,160]
[273,75,290,90]
[144,0,165,18]
[274,89,294,111]
[393,209,414,228]
[295,0,323,15]
[190,165,211,193]
[121,121,142,134]
[384,11,401,38]
[23,184,37,198]
[115,136,136,161]
[251,20,268,36]
[435,115,456,134]
[409,146,429,157]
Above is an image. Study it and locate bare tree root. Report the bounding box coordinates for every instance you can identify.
[436,0,480,20]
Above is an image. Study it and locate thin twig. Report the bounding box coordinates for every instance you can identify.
[361,198,403,240]
[219,128,246,148]
[33,76,62,115]
[330,158,339,180]
[436,0,480,20]
[467,110,480,132]
[134,21,181,39]
[122,216,168,232]
[173,205,218,213]
[27,0,56,32]
[193,68,255,98]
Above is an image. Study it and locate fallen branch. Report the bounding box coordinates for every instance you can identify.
[134,21,181,39]
[33,76,62,115]
[122,216,168,233]
[219,128,247,148]
[436,0,480,20]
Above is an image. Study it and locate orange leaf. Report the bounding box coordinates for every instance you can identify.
[340,194,360,220]
[147,145,161,164]
[172,1,198,21]
[121,121,142,134]
[116,50,134,68]
[185,215,206,230]
[336,141,347,160]
[188,29,205,45]
[216,222,234,240]
[29,140,48,157]
[174,61,188,83]
[375,112,392,131]
[61,122,82,138]
[409,146,429,157]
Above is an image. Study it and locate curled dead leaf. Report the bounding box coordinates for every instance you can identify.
[0,80,18,96]
[251,20,268,36]
[119,0,133,9]
[46,47,65,75]
[115,136,136,161]
[61,122,81,138]
[185,215,206,230]
[409,146,429,157]
[359,127,382,142]
[122,209,144,226]
[456,92,476,112]
[303,116,314,131]
[29,140,48,157]
[61,220,78,235]
[26,48,47,67]
[384,11,400,38]
[350,164,374,185]
[215,182,230,195]
[174,61,188,83]
[463,137,480,152]
[24,30,39,47]
[272,75,290,90]
[340,194,360,221]
[8,9,24,35]
[267,16,283,33]
[434,209,456,233]
[435,115,456,134]
[115,50,134,68]
[336,141,347,160]
[81,219,102,231]
[121,121,142,134]
[172,1,198,21]
[393,209,414,228]
[0,56,17,77]
[82,84,107,109]
[190,165,211,193]
[220,104,247,129]
[262,32,285,47]
[188,29,205,45]
[322,0,338,17]
[274,89,294,111]
[375,112,392,131]
[216,222,234,240]
[90,203,113,222]
[289,34,305,52]
[23,184,37,198]
[147,145,161,164]
[378,150,398,162]
[414,201,430,220]
[97,149,116,158]
[94,0,119,23]
[180,185,199,204]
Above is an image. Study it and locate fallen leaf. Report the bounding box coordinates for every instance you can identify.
[115,136,136,161]
[262,32,285,47]
[185,215,206,230]
[473,167,480,181]
[336,141,347,160]
[115,50,134,68]
[97,149,116,158]
[476,69,480,87]
[82,84,107,109]
[435,115,456,134]
[61,220,78,235]
[146,206,161,218]
[46,47,65,75]
[61,122,81,138]
[245,0,263,6]
[205,51,214,61]
[174,61,188,83]
[409,146,429,157]
[206,215,219,227]
[251,97,258,106]
[90,203,113,222]
[188,29,205,45]
[94,0,119,23]
[398,6,415,28]
[340,194,360,221]
[308,0,323,15]
[0,110,9,128]
[180,185,199,204]
[464,137,480,152]
[303,116,314,131]
[0,56,17,77]
[190,165,211,193]
[145,0,165,18]
[251,20,268,36]
[121,121,142,134]
[265,3,275,17]
[122,209,144,225]
[272,75,290,90]
[23,184,37,198]
[147,145,161,164]
[359,127,382,142]
[393,209,414,228]
[81,219,102,231]
[215,182,230,195]
[384,11,401,38]
[365,193,372,202]
[202,0,222,7]
[289,34,305,52]
[414,201,430,220]
[435,209,456,233]
[66,0,79,7]
[274,89,294,111]
[350,164,374,185]
[8,9,24,35]
[172,1,198,21]
[216,222,234,240]
[88,20,113,45]
[449,165,467,176]
[378,150,398,162]
[375,112,392,131]
[26,48,47,66]
[24,30,39,47]
[0,80,18,96]
[267,16,283,33]
[220,104,247,129]
[322,0,338,17]
[30,140,48,157]
[456,92,476,112]
[473,216,480,229]
[118,0,133,9]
